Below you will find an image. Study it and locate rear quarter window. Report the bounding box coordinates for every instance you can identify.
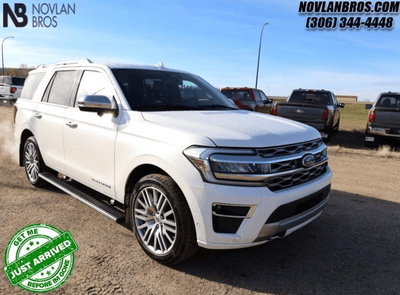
[19,73,45,100]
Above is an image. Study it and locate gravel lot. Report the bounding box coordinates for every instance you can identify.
[1,106,399,295]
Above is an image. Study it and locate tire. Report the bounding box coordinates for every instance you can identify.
[23,136,48,187]
[128,174,198,264]
[333,120,340,132]
[322,133,331,143]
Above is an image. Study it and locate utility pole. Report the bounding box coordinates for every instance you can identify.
[2,36,14,76]
[255,23,268,89]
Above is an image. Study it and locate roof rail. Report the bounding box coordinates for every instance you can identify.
[40,58,93,68]
[155,61,164,68]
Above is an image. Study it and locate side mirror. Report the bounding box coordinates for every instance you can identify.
[365,104,372,109]
[339,103,345,108]
[77,95,117,114]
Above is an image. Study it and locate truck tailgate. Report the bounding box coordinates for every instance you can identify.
[374,107,400,130]
[276,103,325,124]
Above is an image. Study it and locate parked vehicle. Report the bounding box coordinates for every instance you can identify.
[0,76,25,105]
[14,59,332,264]
[364,92,400,147]
[271,89,345,141]
[220,87,273,112]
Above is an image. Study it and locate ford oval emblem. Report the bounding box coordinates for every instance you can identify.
[302,154,315,168]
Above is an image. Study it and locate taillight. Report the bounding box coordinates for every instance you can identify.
[368,110,375,123]
[10,87,17,94]
[322,108,329,120]
[271,105,277,115]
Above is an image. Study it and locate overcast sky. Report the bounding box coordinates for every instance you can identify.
[2,0,400,101]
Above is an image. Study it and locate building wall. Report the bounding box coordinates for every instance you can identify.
[336,95,358,103]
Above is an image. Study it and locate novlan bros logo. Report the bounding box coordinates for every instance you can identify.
[3,3,76,28]
[3,3,27,27]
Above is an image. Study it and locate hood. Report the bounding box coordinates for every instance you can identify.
[142,110,321,148]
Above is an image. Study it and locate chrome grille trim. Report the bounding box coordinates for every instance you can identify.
[256,139,324,158]
[265,163,328,191]
[211,139,328,191]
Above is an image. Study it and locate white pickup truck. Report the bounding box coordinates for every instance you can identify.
[14,59,332,264]
[0,76,25,105]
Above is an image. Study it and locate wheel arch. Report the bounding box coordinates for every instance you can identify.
[122,162,203,241]
[19,129,34,166]
[124,164,169,207]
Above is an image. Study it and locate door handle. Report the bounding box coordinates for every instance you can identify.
[33,113,42,119]
[66,121,78,128]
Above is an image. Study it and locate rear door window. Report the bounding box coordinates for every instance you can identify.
[47,71,79,106]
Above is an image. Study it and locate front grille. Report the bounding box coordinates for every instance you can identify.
[266,163,327,192]
[256,139,323,158]
[249,139,328,191]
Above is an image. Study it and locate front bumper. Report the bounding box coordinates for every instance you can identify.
[195,166,332,249]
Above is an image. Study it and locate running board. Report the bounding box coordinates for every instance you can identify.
[39,172,125,223]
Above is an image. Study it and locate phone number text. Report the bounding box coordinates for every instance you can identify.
[306,16,394,29]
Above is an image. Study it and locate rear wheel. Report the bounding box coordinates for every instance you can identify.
[23,136,48,187]
[128,174,198,264]
[333,119,340,132]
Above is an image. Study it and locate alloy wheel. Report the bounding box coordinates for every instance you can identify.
[134,187,177,255]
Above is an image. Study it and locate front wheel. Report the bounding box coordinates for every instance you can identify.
[23,136,48,187]
[128,174,198,264]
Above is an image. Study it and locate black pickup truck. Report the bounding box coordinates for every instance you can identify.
[272,89,345,141]
[364,92,400,147]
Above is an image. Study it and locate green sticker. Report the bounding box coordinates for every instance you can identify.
[3,224,78,293]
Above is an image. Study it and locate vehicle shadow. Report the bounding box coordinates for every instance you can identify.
[327,129,366,149]
[173,190,400,295]
[328,129,400,151]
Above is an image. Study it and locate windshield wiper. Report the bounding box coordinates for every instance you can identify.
[161,104,201,111]
[200,104,238,110]
[132,104,201,111]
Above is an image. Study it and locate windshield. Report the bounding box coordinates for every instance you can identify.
[289,91,332,104]
[112,69,237,111]
[377,94,400,108]
[221,89,252,101]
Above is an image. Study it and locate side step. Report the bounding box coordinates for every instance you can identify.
[39,172,125,223]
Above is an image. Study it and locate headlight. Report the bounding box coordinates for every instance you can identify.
[183,144,328,186]
[183,146,269,184]
[209,154,270,174]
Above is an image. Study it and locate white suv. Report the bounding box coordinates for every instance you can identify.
[14,59,332,264]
